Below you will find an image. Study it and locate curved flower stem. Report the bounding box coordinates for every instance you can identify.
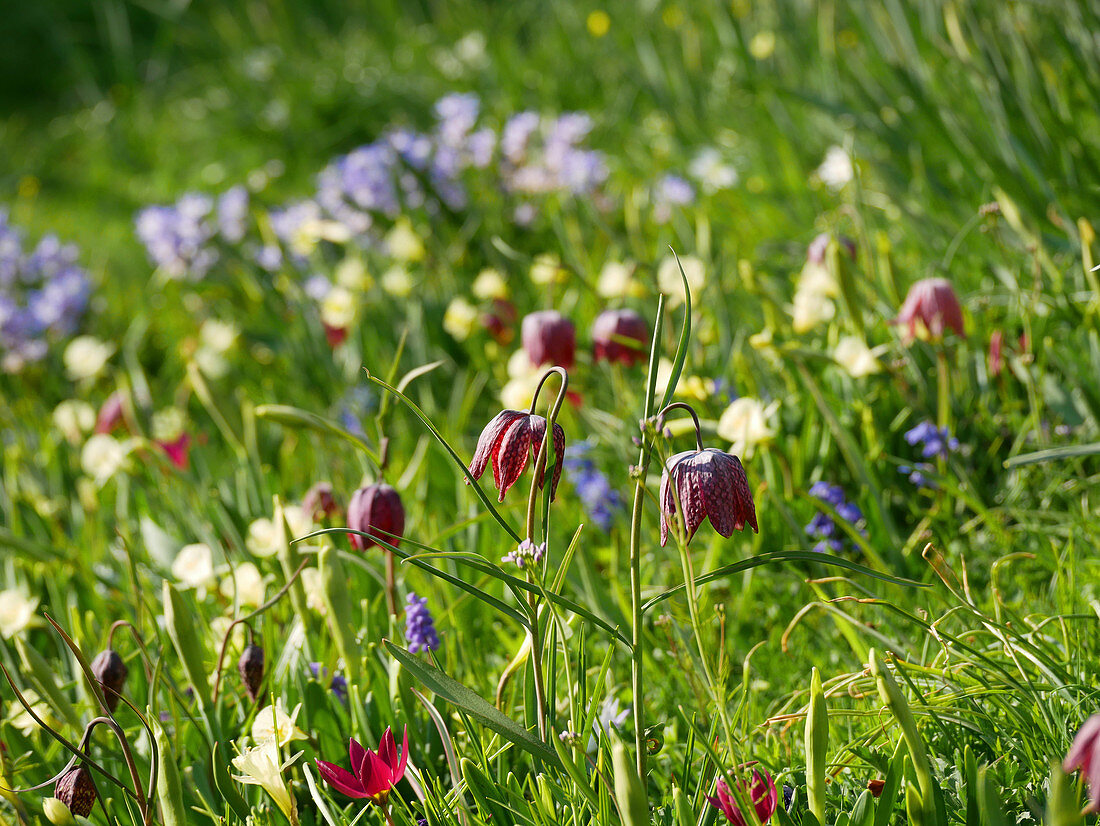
[655,401,704,452]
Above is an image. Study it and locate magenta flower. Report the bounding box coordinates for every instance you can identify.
[95,391,125,434]
[591,309,649,366]
[893,277,965,340]
[316,726,409,804]
[347,483,405,551]
[1064,714,1100,812]
[660,448,757,546]
[521,310,576,368]
[467,409,566,502]
[158,433,191,470]
[708,771,778,826]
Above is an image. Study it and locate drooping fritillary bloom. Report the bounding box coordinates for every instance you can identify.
[659,448,757,546]
[591,309,648,366]
[316,727,409,804]
[893,277,965,340]
[467,409,566,502]
[521,310,576,368]
[1064,714,1100,813]
[347,483,405,551]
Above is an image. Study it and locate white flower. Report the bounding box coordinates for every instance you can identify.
[596,260,643,299]
[443,298,478,341]
[193,346,230,379]
[688,148,738,193]
[529,254,566,285]
[251,699,307,747]
[301,567,327,614]
[151,407,186,442]
[0,589,39,638]
[220,562,266,607]
[231,737,301,825]
[833,336,882,378]
[172,543,215,589]
[817,145,853,190]
[53,400,96,443]
[200,319,238,353]
[472,268,508,300]
[335,257,372,291]
[245,506,312,558]
[790,288,836,333]
[716,398,779,457]
[380,266,413,297]
[656,255,705,306]
[384,219,425,263]
[81,434,131,484]
[8,690,61,737]
[797,260,837,297]
[64,336,115,381]
[320,286,357,329]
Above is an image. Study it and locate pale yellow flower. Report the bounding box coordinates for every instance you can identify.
[472,268,508,300]
[0,588,38,638]
[790,288,836,333]
[656,255,705,306]
[152,407,186,442]
[172,543,216,589]
[335,257,372,291]
[232,737,302,825]
[64,336,114,381]
[220,562,266,607]
[817,145,853,190]
[200,319,238,353]
[301,567,327,614]
[587,10,611,36]
[245,506,312,558]
[292,218,352,256]
[7,690,60,737]
[251,699,307,747]
[443,298,479,341]
[716,398,779,457]
[501,373,541,410]
[320,286,357,330]
[833,336,882,378]
[596,260,644,298]
[749,31,776,59]
[529,254,567,285]
[380,266,414,297]
[53,400,96,444]
[385,220,425,263]
[675,376,714,402]
[81,434,131,484]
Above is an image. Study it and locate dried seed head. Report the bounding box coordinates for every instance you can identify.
[90,649,128,712]
[55,765,97,817]
[238,644,265,702]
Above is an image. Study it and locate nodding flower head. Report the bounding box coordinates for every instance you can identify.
[55,765,98,818]
[238,643,265,702]
[316,726,409,804]
[303,481,342,521]
[347,483,405,551]
[591,309,649,366]
[521,310,576,368]
[656,403,757,547]
[467,410,566,502]
[90,649,128,712]
[893,277,965,340]
[708,770,778,826]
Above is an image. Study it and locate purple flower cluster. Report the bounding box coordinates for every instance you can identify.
[0,212,91,373]
[500,111,608,199]
[502,538,546,570]
[563,443,622,532]
[805,481,865,553]
[308,662,348,704]
[404,593,441,654]
[899,421,959,488]
[135,188,252,279]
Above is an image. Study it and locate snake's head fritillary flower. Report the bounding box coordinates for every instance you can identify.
[708,771,778,826]
[347,483,405,551]
[303,481,342,521]
[989,330,1004,377]
[316,726,409,804]
[55,765,97,818]
[521,310,575,368]
[238,644,265,702]
[90,649,127,712]
[660,449,757,546]
[467,410,566,502]
[893,277,965,340]
[1064,715,1100,812]
[481,299,518,345]
[591,309,649,366]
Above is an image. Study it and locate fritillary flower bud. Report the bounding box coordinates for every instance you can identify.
[591,309,649,366]
[54,765,97,818]
[303,481,342,521]
[1064,714,1100,813]
[893,277,965,340]
[90,648,128,712]
[238,643,265,702]
[521,310,576,368]
[467,410,566,502]
[94,391,125,434]
[347,482,405,551]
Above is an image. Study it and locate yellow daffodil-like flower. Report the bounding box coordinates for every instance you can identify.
[380,266,414,297]
[232,737,302,825]
[596,260,644,298]
[251,699,308,747]
[292,218,352,256]
[529,254,567,286]
[656,255,705,306]
[443,297,479,341]
[472,268,508,300]
[220,562,266,607]
[81,434,131,484]
[172,543,216,590]
[53,400,96,444]
[384,219,425,263]
[0,588,39,638]
[716,397,779,458]
[833,336,882,378]
[675,375,715,402]
[335,257,372,291]
[64,336,115,381]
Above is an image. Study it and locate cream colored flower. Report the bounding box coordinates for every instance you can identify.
[688,148,738,194]
[81,434,130,484]
[529,254,566,285]
[675,376,714,402]
[301,567,327,614]
[657,255,705,306]
[152,407,186,442]
[472,268,508,300]
[817,145,853,190]
[500,373,542,410]
[653,357,674,398]
[251,699,307,747]
[320,285,357,329]
[0,589,38,638]
[292,218,352,256]
[716,397,779,457]
[42,797,76,826]
[833,336,882,378]
[53,400,96,444]
[443,297,478,341]
[200,319,238,353]
[245,506,312,558]
[380,266,413,297]
[231,737,301,825]
[7,690,60,737]
[64,336,114,381]
[172,543,215,589]
[335,256,372,291]
[790,288,836,333]
[221,562,266,607]
[385,219,425,263]
[596,260,644,298]
[797,260,837,297]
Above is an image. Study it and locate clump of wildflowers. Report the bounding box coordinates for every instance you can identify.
[404,593,441,654]
[805,482,866,553]
[502,538,546,569]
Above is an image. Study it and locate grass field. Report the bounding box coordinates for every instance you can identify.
[3,2,1100,825]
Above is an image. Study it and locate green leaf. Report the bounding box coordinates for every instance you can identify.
[1004,441,1100,468]
[658,249,693,410]
[254,403,381,465]
[385,641,562,768]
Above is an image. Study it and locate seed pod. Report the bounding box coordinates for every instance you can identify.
[54,765,97,818]
[238,644,265,702]
[90,649,128,712]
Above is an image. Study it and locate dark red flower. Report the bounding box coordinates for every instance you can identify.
[481,299,517,345]
[238,644,265,702]
[90,649,128,712]
[592,309,649,366]
[316,726,409,803]
[303,481,342,521]
[521,310,575,368]
[1065,714,1100,812]
[55,765,98,817]
[347,483,405,551]
[95,391,125,434]
[708,771,778,826]
[324,323,348,348]
[660,448,757,546]
[467,409,566,502]
[893,277,965,340]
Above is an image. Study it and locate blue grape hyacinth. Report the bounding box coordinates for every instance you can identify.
[805,481,866,553]
[404,593,441,654]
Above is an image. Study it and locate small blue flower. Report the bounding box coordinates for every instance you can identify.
[899,463,936,489]
[806,482,866,552]
[404,593,441,654]
[904,420,960,460]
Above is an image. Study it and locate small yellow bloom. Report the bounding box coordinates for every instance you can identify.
[0,588,39,638]
[675,375,714,402]
[335,256,372,291]
[385,219,426,263]
[81,434,131,484]
[291,218,352,256]
[443,297,479,341]
[790,288,836,333]
[246,506,312,558]
[472,268,508,300]
[251,699,308,747]
[656,255,705,306]
[587,10,611,37]
[529,254,567,286]
[320,286,357,329]
[7,690,60,737]
[380,266,414,297]
[833,336,882,378]
[597,260,644,298]
[716,398,779,458]
[172,543,216,590]
[220,562,266,607]
[749,31,776,60]
[53,400,96,444]
[64,336,114,381]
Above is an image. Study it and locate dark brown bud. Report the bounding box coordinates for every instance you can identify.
[867,778,885,798]
[55,765,97,817]
[90,649,128,713]
[238,644,265,702]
